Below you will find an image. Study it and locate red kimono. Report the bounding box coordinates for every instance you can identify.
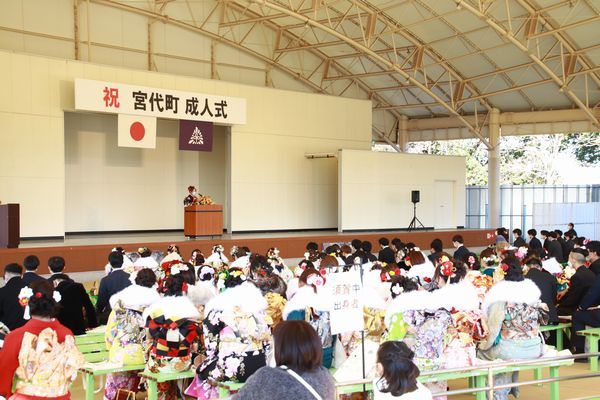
[0,319,73,400]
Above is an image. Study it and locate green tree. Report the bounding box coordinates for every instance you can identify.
[403,132,599,185]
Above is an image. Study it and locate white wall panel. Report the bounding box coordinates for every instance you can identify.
[0,50,371,236]
[64,113,228,232]
[338,150,466,231]
[533,203,600,241]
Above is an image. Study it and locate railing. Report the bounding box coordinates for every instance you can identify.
[335,353,600,400]
[465,184,600,231]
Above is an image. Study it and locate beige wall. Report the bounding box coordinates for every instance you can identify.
[0,50,371,237]
[338,150,466,231]
[64,112,228,232]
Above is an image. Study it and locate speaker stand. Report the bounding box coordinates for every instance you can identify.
[407,202,425,231]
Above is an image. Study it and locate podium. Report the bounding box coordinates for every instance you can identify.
[184,204,223,237]
[0,204,20,248]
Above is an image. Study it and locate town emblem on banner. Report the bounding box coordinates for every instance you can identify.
[179,120,213,151]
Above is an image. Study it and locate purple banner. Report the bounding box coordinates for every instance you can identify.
[179,119,213,151]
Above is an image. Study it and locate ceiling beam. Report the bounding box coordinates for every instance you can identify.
[515,0,600,90]
[528,15,600,39]
[456,0,600,128]
[251,0,492,148]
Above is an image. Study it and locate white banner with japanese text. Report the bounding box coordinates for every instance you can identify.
[325,270,364,335]
[74,78,246,125]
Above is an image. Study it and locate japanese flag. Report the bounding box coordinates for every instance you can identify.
[118,114,157,149]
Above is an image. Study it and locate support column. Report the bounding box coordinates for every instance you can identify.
[488,108,501,228]
[398,115,409,152]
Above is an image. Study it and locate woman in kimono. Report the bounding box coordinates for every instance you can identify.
[0,280,85,399]
[143,272,202,400]
[477,256,547,400]
[385,275,452,399]
[190,275,270,399]
[104,268,161,399]
[431,259,487,370]
[283,268,334,368]
[266,247,294,283]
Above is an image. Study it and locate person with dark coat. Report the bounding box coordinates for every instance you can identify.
[563,231,576,259]
[546,232,564,263]
[527,229,544,254]
[524,257,558,323]
[572,272,600,354]
[361,241,377,263]
[512,229,526,248]
[557,251,595,316]
[21,255,44,286]
[47,256,98,335]
[588,241,600,276]
[377,237,396,264]
[0,263,27,330]
[452,234,470,261]
[429,238,443,263]
[565,223,577,239]
[96,251,131,324]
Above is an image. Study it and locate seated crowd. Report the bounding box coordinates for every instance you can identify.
[0,224,598,400]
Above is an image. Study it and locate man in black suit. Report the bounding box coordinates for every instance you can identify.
[377,237,396,264]
[22,255,44,286]
[525,257,558,323]
[546,232,564,263]
[452,235,470,261]
[565,222,578,239]
[512,229,526,248]
[557,251,595,316]
[563,231,576,259]
[429,238,443,263]
[528,229,544,253]
[0,263,27,330]
[96,251,131,324]
[572,271,600,354]
[588,241,600,276]
[47,256,98,335]
[361,241,378,263]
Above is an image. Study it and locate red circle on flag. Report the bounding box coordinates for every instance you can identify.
[130,122,145,141]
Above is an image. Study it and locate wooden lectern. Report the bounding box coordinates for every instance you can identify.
[184,204,223,237]
[0,203,20,248]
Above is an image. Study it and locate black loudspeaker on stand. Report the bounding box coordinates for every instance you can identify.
[408,190,425,231]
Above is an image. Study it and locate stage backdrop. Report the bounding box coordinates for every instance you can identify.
[0,50,371,237]
[338,150,466,231]
[64,112,227,232]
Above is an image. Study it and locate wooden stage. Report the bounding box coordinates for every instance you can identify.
[0,229,494,274]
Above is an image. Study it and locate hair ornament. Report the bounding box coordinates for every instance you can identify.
[440,260,456,278]
[391,285,404,295]
[307,274,325,287]
[501,263,510,272]
[52,291,62,303]
[199,265,215,280]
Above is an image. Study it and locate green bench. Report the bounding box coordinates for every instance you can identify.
[139,370,196,400]
[540,322,571,351]
[75,329,145,400]
[334,357,573,400]
[576,327,600,372]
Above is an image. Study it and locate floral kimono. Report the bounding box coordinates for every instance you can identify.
[143,295,202,400]
[0,320,85,399]
[434,282,488,369]
[478,279,547,400]
[385,290,452,399]
[283,286,334,368]
[104,285,161,400]
[189,283,270,399]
